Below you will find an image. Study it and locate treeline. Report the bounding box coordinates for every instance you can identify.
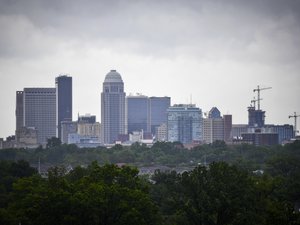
[1,140,298,170]
[0,148,299,225]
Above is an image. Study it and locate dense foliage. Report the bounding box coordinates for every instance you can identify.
[0,140,289,170]
[0,141,299,224]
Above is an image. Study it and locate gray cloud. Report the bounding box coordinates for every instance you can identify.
[0,0,299,137]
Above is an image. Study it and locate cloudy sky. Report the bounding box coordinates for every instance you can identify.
[0,0,299,138]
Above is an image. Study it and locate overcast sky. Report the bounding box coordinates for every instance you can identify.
[0,0,300,138]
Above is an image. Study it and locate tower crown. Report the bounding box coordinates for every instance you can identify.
[104,70,123,83]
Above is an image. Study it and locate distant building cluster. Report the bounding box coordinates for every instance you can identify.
[0,70,297,149]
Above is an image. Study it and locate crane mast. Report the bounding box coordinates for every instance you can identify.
[289,112,300,137]
[253,85,272,110]
[251,97,262,109]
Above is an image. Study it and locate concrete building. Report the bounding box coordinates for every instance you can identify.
[126,94,150,134]
[101,70,125,144]
[265,124,294,144]
[23,88,56,145]
[248,106,265,128]
[61,121,77,144]
[149,97,171,135]
[68,133,101,148]
[223,114,232,142]
[77,122,101,137]
[156,123,167,141]
[56,75,72,140]
[203,108,232,144]
[241,129,279,146]
[232,124,248,139]
[167,104,202,144]
[203,117,224,144]
[15,127,38,148]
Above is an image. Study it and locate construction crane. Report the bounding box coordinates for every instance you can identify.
[289,112,300,137]
[250,97,262,109]
[253,85,272,110]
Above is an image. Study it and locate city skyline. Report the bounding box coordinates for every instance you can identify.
[0,0,300,138]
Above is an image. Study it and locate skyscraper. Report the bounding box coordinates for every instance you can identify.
[101,70,125,144]
[248,106,265,128]
[15,91,24,131]
[126,94,150,134]
[149,97,170,135]
[23,88,56,145]
[167,104,202,144]
[203,108,233,144]
[56,75,72,140]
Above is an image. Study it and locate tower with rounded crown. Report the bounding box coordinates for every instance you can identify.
[101,70,125,144]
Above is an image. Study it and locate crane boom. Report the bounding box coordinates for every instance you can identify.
[253,85,272,110]
[289,112,300,137]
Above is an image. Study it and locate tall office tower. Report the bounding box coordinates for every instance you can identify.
[23,88,56,145]
[167,104,202,144]
[126,94,150,134]
[101,70,125,144]
[203,107,232,144]
[15,91,24,131]
[149,97,171,135]
[203,117,224,144]
[223,114,232,142]
[56,75,72,140]
[248,106,265,128]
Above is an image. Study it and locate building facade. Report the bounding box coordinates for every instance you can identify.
[223,114,232,142]
[203,118,224,144]
[23,88,56,145]
[101,70,125,144]
[248,106,265,128]
[15,91,24,132]
[61,121,77,144]
[156,123,167,141]
[167,104,202,144]
[56,75,72,140]
[149,96,170,135]
[126,94,150,134]
[203,108,232,144]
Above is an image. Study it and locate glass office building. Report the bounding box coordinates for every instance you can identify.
[56,75,72,140]
[167,104,202,144]
[126,95,150,134]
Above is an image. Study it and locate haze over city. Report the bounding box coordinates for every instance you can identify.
[0,0,299,138]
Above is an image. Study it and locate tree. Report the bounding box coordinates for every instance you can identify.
[46,137,62,149]
[4,162,161,225]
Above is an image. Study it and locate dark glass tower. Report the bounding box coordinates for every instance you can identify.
[15,91,24,131]
[149,97,171,135]
[56,75,72,140]
[101,70,125,144]
[126,95,150,134]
